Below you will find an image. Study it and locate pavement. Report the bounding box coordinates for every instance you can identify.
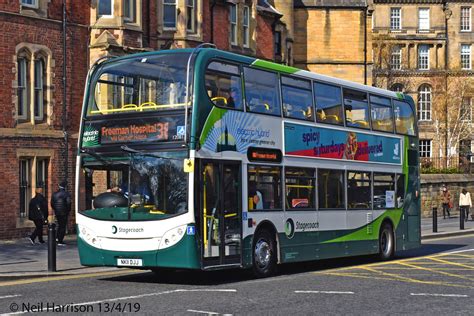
[0,216,473,280]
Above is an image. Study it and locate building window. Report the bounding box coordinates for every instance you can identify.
[16,49,48,123]
[124,0,136,22]
[98,0,113,17]
[20,0,38,8]
[461,7,471,32]
[461,44,472,70]
[419,140,431,158]
[274,31,282,58]
[418,8,430,31]
[17,57,28,120]
[243,5,250,48]
[390,8,401,31]
[36,158,49,199]
[390,46,402,70]
[230,4,237,45]
[163,0,177,29]
[418,45,429,70]
[418,84,432,121]
[34,58,46,120]
[390,83,404,92]
[186,0,196,33]
[19,159,31,218]
[19,157,49,219]
[461,97,472,121]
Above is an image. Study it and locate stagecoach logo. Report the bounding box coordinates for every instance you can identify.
[112,225,144,234]
[285,218,295,239]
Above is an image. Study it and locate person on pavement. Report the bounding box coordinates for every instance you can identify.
[440,185,452,219]
[459,188,472,222]
[51,180,71,246]
[27,183,48,244]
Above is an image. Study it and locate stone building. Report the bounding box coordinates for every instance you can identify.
[293,0,373,85]
[372,0,474,168]
[0,1,89,239]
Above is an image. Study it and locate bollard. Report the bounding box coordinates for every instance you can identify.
[48,223,57,272]
[460,207,465,230]
[432,207,438,233]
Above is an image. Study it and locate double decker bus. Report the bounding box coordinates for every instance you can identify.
[76,47,420,277]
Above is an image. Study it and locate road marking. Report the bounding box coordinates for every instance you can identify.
[410,293,469,298]
[0,269,143,287]
[397,262,474,282]
[428,256,474,270]
[0,295,21,299]
[294,290,354,295]
[0,289,237,316]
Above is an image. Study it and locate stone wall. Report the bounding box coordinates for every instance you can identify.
[420,174,474,218]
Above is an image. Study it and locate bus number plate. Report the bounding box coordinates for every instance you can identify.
[117,258,143,267]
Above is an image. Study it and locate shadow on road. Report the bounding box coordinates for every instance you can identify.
[100,242,467,286]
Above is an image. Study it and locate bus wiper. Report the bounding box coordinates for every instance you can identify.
[80,148,111,166]
[120,145,179,161]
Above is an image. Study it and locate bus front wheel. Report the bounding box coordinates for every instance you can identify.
[252,229,277,278]
[379,222,395,260]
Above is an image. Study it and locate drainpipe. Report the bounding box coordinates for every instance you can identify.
[363,6,368,85]
[444,1,449,167]
[210,0,216,44]
[62,0,68,185]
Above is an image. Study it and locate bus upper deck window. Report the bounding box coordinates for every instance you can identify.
[244,67,281,116]
[370,95,394,133]
[281,76,314,121]
[393,100,415,136]
[314,82,343,126]
[343,89,370,129]
[205,61,243,110]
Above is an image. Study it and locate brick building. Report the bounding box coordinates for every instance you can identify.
[0,0,289,239]
[372,0,474,169]
[0,1,89,239]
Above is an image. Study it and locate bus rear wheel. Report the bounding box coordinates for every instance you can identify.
[379,222,394,260]
[252,229,277,278]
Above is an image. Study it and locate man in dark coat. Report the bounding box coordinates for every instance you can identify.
[51,180,71,246]
[28,183,48,244]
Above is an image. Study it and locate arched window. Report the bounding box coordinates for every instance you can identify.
[34,56,47,121]
[17,49,31,121]
[15,44,51,124]
[418,84,432,121]
[390,83,404,93]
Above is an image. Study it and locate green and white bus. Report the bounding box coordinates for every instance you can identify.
[76,47,420,277]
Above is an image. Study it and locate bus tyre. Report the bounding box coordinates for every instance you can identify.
[379,222,394,260]
[252,230,277,278]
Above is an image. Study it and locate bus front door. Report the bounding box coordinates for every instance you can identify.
[200,161,242,268]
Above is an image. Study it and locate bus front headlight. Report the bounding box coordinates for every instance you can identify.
[158,225,187,250]
[79,225,100,247]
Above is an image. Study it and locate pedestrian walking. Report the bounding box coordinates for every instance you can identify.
[27,183,48,244]
[459,188,472,222]
[440,185,452,219]
[51,180,71,246]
